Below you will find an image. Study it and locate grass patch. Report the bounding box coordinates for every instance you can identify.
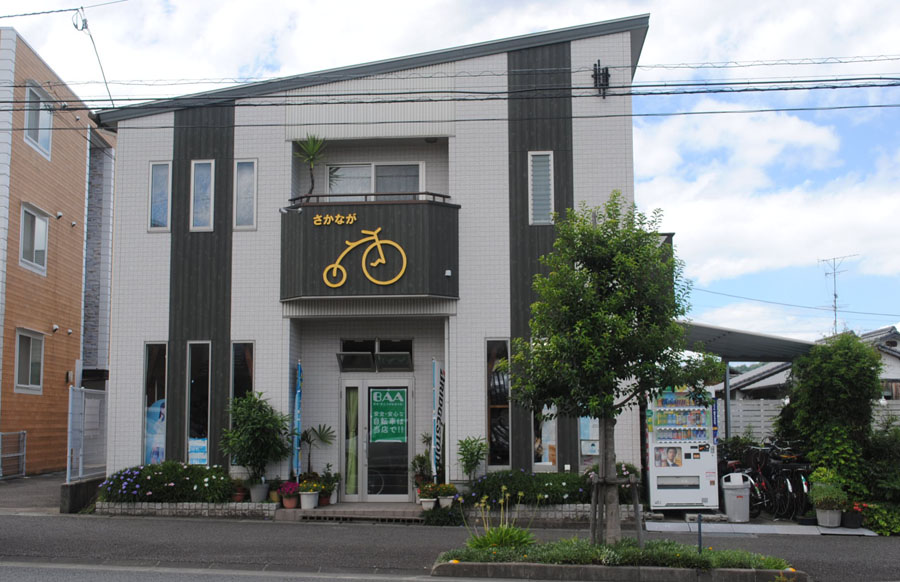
[438,537,791,570]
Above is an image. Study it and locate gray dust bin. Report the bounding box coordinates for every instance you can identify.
[721,473,751,523]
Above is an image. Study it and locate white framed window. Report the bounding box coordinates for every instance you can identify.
[148,162,171,231]
[15,328,44,394]
[190,160,215,231]
[20,204,49,275]
[233,160,257,229]
[24,84,52,157]
[528,151,554,225]
[533,405,558,471]
[328,162,423,201]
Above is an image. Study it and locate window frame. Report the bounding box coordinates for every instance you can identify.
[186,340,212,465]
[143,342,168,464]
[14,328,44,394]
[148,161,172,232]
[232,159,258,230]
[230,341,255,403]
[527,151,554,225]
[24,83,52,158]
[327,161,425,201]
[486,338,511,468]
[19,204,49,276]
[189,160,215,232]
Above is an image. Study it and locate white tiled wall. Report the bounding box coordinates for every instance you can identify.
[0,29,14,419]
[106,113,173,472]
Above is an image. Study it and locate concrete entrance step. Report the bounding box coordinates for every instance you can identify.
[275,501,424,523]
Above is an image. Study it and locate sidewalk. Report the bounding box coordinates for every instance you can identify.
[647,519,877,536]
[0,471,63,514]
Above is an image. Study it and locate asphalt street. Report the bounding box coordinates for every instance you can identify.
[1,513,899,581]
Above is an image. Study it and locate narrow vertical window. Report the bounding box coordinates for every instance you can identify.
[233,160,256,229]
[190,160,214,231]
[188,342,210,465]
[231,342,253,402]
[487,340,510,466]
[15,329,43,393]
[149,162,171,230]
[144,344,167,464]
[25,85,52,156]
[528,151,553,225]
[534,405,558,469]
[20,206,49,274]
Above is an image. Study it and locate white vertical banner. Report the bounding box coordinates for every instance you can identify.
[432,359,446,481]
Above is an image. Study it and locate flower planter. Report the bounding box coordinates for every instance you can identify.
[282,495,299,509]
[438,496,455,509]
[319,492,331,507]
[269,490,280,503]
[816,508,842,528]
[841,511,863,529]
[231,489,247,502]
[300,491,319,509]
[421,498,437,510]
[249,483,269,503]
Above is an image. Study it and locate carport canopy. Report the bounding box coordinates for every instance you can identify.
[680,320,815,362]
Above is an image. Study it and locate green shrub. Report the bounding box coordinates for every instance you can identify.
[864,415,900,502]
[808,482,847,510]
[457,436,488,482]
[469,470,590,505]
[98,462,232,503]
[422,505,464,526]
[466,525,535,549]
[860,502,900,536]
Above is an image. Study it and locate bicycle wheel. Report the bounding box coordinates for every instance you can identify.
[772,473,793,519]
[362,240,407,286]
[747,477,763,519]
[757,474,776,515]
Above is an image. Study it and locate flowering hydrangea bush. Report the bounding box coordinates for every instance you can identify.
[98,461,232,503]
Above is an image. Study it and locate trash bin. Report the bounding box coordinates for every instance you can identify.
[721,473,751,523]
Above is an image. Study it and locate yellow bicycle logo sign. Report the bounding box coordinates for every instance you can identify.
[323,227,408,288]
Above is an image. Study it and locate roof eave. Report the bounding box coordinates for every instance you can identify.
[95,14,650,129]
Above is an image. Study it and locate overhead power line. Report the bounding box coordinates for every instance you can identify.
[0,0,129,20]
[694,288,900,318]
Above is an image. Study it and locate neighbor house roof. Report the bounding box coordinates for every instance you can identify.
[95,14,649,127]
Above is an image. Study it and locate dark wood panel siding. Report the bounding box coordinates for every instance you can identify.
[507,43,577,471]
[281,202,459,299]
[166,105,234,465]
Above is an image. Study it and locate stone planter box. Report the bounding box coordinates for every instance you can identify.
[95,501,277,520]
[432,562,809,581]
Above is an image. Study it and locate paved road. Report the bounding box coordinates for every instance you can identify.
[1,513,899,581]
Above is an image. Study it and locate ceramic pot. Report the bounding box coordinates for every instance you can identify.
[282,495,299,509]
[816,508,842,528]
[421,498,437,510]
[269,490,280,503]
[438,496,454,508]
[249,483,269,503]
[231,489,246,502]
[300,491,319,509]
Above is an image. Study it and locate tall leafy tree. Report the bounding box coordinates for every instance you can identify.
[510,192,721,544]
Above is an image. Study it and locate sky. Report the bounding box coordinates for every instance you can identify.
[5,0,899,342]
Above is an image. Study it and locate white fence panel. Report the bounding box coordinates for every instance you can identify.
[67,386,107,483]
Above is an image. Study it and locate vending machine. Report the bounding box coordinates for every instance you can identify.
[647,386,718,510]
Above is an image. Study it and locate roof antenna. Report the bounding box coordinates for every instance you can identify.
[819,254,858,335]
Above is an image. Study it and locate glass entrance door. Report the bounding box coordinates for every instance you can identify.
[342,380,411,502]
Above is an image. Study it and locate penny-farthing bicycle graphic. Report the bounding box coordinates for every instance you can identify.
[323,227,408,288]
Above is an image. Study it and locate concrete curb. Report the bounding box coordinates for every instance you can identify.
[431,562,809,581]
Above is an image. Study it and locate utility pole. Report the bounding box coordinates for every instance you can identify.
[819,254,858,335]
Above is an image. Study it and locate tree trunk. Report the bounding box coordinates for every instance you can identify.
[600,416,621,544]
[307,165,315,195]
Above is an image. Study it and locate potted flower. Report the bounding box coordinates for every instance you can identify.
[808,482,847,528]
[842,501,867,529]
[319,464,341,506]
[231,478,247,502]
[298,479,324,509]
[268,478,283,504]
[278,481,301,509]
[437,483,458,508]
[220,393,293,503]
[419,483,439,510]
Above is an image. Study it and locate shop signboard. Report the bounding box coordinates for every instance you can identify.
[370,388,407,443]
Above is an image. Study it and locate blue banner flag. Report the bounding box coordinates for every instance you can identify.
[292,361,303,476]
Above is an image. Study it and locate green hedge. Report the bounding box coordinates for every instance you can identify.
[861,502,900,536]
[468,470,591,505]
[98,461,233,503]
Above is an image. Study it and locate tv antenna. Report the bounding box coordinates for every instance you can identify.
[819,254,858,335]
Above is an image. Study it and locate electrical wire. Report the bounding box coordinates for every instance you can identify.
[0,0,129,19]
[693,288,900,318]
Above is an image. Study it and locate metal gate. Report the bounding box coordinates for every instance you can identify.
[0,431,26,479]
[66,386,107,483]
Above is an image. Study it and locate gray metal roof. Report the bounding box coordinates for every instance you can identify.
[95,14,649,127]
[680,321,815,362]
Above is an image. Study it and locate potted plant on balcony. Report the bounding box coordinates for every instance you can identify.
[419,483,439,511]
[278,481,301,509]
[437,483,458,508]
[220,392,293,503]
[294,134,327,195]
[298,479,324,509]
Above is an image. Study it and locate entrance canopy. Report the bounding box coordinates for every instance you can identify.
[680,321,815,362]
